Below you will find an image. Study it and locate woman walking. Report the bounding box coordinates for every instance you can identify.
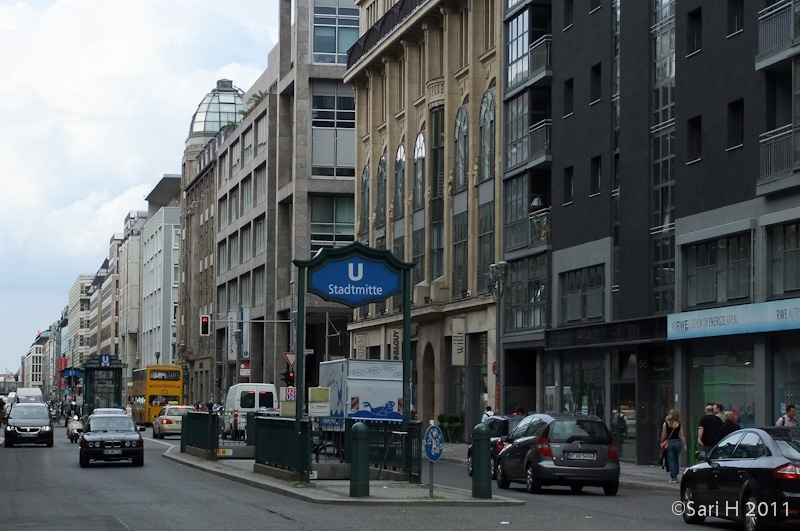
[661,409,688,483]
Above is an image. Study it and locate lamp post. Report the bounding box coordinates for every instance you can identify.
[488,262,508,413]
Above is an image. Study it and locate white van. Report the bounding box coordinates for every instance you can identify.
[15,387,43,403]
[222,383,277,438]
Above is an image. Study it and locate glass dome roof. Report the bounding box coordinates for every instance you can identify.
[189,79,244,137]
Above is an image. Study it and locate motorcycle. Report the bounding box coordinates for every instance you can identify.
[67,415,83,443]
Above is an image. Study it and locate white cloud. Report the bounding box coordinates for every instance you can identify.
[0,0,279,372]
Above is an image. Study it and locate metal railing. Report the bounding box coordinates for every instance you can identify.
[253,416,312,473]
[759,124,792,181]
[505,119,551,170]
[344,419,422,478]
[530,35,552,76]
[181,411,219,453]
[758,0,792,57]
[529,207,551,246]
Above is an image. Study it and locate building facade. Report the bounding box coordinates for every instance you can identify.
[66,274,94,370]
[346,0,503,433]
[118,210,148,397]
[22,332,46,390]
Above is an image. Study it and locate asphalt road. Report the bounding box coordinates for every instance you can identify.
[0,425,739,531]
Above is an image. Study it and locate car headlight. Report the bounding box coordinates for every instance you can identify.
[124,441,131,447]
[41,426,51,431]
[92,441,100,448]
[5,425,13,432]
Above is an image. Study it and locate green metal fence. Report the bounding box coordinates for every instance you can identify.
[253,416,312,473]
[343,419,422,478]
[181,411,219,453]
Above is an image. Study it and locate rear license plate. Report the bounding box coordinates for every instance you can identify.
[566,452,595,460]
[103,449,122,455]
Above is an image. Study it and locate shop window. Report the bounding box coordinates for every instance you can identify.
[689,343,755,428]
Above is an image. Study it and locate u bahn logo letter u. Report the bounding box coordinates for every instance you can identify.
[348,263,363,281]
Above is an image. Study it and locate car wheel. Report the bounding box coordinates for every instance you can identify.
[525,463,542,494]
[681,483,705,524]
[79,453,89,468]
[46,438,53,448]
[603,481,619,496]
[744,492,766,531]
[570,485,583,494]
[152,427,158,438]
[467,452,473,476]
[491,457,497,480]
[496,460,510,489]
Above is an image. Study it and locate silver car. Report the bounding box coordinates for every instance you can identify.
[495,413,620,495]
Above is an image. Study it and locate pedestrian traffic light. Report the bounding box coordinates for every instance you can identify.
[281,369,295,387]
[287,370,295,387]
[200,314,211,336]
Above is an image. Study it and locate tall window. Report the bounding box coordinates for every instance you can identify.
[254,216,266,255]
[506,93,529,168]
[770,221,800,296]
[393,235,405,311]
[686,235,751,306]
[453,212,468,298]
[564,0,574,28]
[413,133,426,210]
[564,78,574,116]
[376,154,387,228]
[590,63,602,103]
[687,115,702,162]
[254,267,265,305]
[256,116,267,154]
[687,8,702,55]
[312,83,356,179]
[454,106,469,192]
[242,176,253,213]
[504,175,528,251]
[727,99,744,149]
[505,255,548,332]
[479,90,496,183]
[458,9,469,69]
[243,128,253,164]
[590,156,601,196]
[241,224,252,262]
[394,144,406,219]
[359,165,369,237]
[310,195,355,253]
[563,166,574,204]
[560,265,605,323]
[255,165,266,205]
[483,0,496,53]
[430,108,445,279]
[313,1,359,64]
[478,203,494,293]
[507,9,530,88]
[727,0,743,36]
[412,229,425,287]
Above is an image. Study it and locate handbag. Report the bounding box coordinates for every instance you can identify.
[661,423,677,451]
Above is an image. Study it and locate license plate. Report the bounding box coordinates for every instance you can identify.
[103,449,122,455]
[566,452,595,460]
[20,432,36,437]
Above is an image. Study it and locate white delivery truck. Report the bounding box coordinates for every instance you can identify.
[318,359,403,421]
[222,383,277,438]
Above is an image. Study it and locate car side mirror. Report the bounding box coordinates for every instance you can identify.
[694,449,706,461]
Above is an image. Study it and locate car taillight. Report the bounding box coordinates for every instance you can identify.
[496,440,505,452]
[162,419,172,425]
[608,440,619,459]
[773,463,800,480]
[538,437,552,457]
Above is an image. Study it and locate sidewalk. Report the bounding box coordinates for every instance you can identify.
[438,442,680,493]
[163,441,679,506]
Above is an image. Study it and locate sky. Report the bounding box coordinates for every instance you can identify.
[0,0,280,373]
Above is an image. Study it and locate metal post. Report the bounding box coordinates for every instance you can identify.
[471,422,492,499]
[350,421,370,497]
[295,265,306,475]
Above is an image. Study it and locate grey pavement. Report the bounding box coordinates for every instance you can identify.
[162,441,679,506]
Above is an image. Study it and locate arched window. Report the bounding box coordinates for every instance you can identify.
[454,106,469,191]
[376,153,387,227]
[413,133,425,211]
[479,90,496,183]
[394,144,405,218]
[360,164,370,234]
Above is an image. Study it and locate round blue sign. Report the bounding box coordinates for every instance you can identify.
[424,425,444,462]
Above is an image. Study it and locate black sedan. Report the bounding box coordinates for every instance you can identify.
[680,427,800,531]
[468,414,523,478]
[3,403,54,447]
[79,414,144,467]
[495,413,620,495]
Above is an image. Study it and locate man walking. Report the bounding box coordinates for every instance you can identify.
[481,406,493,423]
[698,404,722,451]
[776,404,798,427]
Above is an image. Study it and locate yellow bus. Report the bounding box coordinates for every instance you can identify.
[131,365,184,425]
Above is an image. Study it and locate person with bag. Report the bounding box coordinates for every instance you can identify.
[660,409,687,483]
[775,404,797,427]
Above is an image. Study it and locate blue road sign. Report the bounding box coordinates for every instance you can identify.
[308,255,401,308]
[424,425,444,462]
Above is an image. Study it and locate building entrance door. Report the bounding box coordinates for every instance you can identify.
[611,351,636,462]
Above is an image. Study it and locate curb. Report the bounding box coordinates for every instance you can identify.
[162,446,524,506]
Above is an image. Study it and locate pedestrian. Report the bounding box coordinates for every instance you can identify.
[660,409,687,483]
[612,409,627,456]
[714,403,724,420]
[697,404,723,451]
[513,405,525,416]
[125,402,133,416]
[481,405,493,423]
[776,404,798,427]
[717,410,741,441]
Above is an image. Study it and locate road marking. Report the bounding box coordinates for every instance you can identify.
[146,437,177,448]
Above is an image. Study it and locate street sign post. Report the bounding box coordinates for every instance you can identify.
[424,424,444,498]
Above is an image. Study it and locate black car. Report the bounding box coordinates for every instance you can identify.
[4,403,54,447]
[495,413,620,495]
[468,414,523,478]
[79,414,144,467]
[680,427,800,531]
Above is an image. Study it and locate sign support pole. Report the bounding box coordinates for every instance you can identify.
[296,265,307,477]
[402,267,412,472]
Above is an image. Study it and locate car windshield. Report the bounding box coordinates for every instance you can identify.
[549,419,611,444]
[504,417,523,436]
[166,407,195,416]
[9,405,49,419]
[89,417,137,432]
[770,429,800,460]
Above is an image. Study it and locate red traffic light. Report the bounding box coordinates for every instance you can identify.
[200,315,211,336]
[288,371,294,378]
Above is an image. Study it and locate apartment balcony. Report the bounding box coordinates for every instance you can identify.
[528,207,551,248]
[756,0,794,69]
[757,124,800,195]
[505,119,552,172]
[507,35,552,94]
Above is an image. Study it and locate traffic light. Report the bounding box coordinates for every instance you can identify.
[287,370,295,387]
[200,314,211,336]
[281,369,295,387]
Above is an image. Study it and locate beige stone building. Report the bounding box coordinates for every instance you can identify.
[344,0,503,433]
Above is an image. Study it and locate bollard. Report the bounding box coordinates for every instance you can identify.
[472,422,492,499]
[350,421,370,498]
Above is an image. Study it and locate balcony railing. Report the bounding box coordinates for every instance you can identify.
[505,119,551,170]
[530,35,552,76]
[529,207,551,246]
[759,124,792,182]
[758,0,792,59]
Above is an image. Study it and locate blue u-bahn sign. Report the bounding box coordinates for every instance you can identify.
[296,242,414,308]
